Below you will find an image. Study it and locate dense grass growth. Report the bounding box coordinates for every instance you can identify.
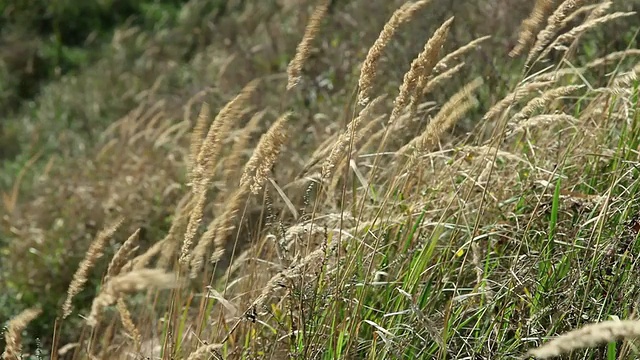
[2,0,640,359]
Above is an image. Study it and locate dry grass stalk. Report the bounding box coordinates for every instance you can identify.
[357,0,432,105]
[509,0,557,57]
[434,35,491,73]
[252,240,336,312]
[511,85,584,124]
[105,228,141,282]
[541,10,634,60]
[192,80,259,190]
[190,181,251,278]
[62,217,124,319]
[186,343,223,360]
[525,0,588,67]
[2,307,42,360]
[528,319,640,358]
[222,109,267,185]
[180,190,207,266]
[130,239,166,271]
[483,81,555,120]
[560,3,599,29]
[321,96,385,181]
[240,112,292,195]
[399,77,483,157]
[393,17,453,125]
[154,193,194,269]
[422,62,466,95]
[116,298,141,350]
[614,62,640,87]
[128,195,193,270]
[181,80,258,266]
[286,0,331,90]
[87,269,179,327]
[509,113,579,135]
[585,49,640,69]
[329,114,387,194]
[188,103,210,181]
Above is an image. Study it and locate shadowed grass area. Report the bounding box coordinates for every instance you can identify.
[1,0,640,359]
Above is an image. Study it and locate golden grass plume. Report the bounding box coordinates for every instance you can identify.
[105,228,141,282]
[526,0,588,67]
[391,16,454,125]
[240,112,292,195]
[62,217,124,319]
[357,0,432,105]
[180,80,258,266]
[2,307,42,360]
[509,0,556,57]
[287,0,331,90]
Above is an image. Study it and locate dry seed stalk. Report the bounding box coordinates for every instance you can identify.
[116,298,141,349]
[329,114,386,194]
[186,343,223,360]
[156,193,195,269]
[585,49,640,69]
[240,112,292,195]
[188,103,210,181]
[509,0,556,57]
[321,96,385,181]
[399,77,483,156]
[190,181,251,278]
[252,240,336,311]
[192,80,259,190]
[357,0,432,105]
[483,80,554,120]
[511,85,584,124]
[509,113,579,135]
[181,80,258,266]
[62,217,124,319]
[287,0,331,90]
[87,269,179,327]
[526,0,588,67]
[391,17,454,125]
[422,62,466,95]
[528,319,640,359]
[222,110,267,185]
[2,307,42,360]
[434,35,491,73]
[540,10,634,61]
[105,228,141,282]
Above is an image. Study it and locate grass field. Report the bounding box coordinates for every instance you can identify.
[2,0,640,359]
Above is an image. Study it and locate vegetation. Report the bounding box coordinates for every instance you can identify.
[1,0,640,359]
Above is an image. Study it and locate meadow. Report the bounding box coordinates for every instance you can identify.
[1,0,640,359]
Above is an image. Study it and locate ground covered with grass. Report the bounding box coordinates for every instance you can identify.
[2,0,640,359]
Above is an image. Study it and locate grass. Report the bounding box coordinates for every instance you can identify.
[2,0,640,359]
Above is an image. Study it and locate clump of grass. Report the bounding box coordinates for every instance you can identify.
[180,80,258,267]
[3,0,640,358]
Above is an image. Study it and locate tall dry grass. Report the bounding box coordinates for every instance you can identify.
[3,0,640,359]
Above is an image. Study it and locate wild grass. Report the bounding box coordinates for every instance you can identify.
[2,0,640,359]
